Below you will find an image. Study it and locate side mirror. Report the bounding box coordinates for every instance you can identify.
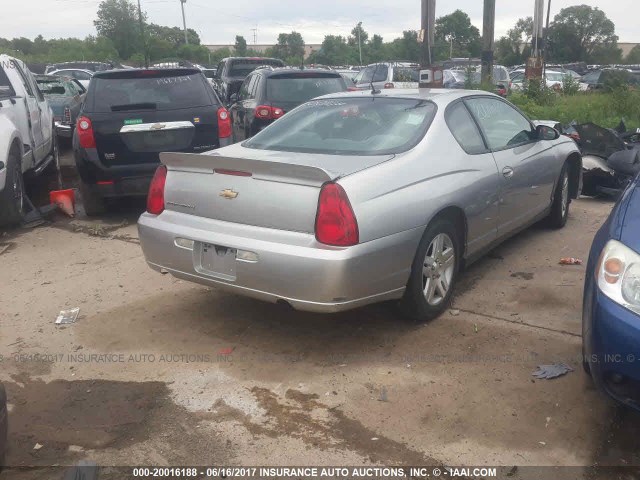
[536,124,560,141]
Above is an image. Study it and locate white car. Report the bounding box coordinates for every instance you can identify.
[0,55,56,226]
[352,62,420,90]
[48,68,93,90]
[510,69,569,91]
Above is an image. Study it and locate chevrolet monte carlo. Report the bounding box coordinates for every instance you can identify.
[138,89,582,320]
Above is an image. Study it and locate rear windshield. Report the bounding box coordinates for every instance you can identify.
[243,97,436,156]
[355,65,389,84]
[392,67,419,82]
[37,79,76,96]
[229,59,283,77]
[266,74,346,103]
[91,72,212,112]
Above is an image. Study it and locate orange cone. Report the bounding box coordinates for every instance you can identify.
[49,189,76,217]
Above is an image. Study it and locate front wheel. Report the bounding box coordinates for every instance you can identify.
[400,218,460,321]
[547,163,570,229]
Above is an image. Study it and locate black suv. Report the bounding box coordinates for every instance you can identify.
[213,57,285,105]
[73,68,230,215]
[228,68,347,142]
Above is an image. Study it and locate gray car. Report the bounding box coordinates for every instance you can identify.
[138,89,582,320]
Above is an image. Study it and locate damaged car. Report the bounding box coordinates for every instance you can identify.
[567,123,640,197]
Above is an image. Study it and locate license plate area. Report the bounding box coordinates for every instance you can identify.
[194,242,236,281]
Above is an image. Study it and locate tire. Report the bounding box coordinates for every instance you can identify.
[79,181,106,216]
[0,148,25,227]
[400,218,461,321]
[547,163,570,229]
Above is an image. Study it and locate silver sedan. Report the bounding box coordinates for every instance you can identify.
[138,89,581,320]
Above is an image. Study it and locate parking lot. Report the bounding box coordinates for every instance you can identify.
[0,144,638,477]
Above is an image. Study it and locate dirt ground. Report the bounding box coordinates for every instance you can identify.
[1,145,639,479]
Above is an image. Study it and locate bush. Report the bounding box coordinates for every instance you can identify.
[510,89,640,129]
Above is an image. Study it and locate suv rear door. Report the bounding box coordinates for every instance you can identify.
[85,69,222,167]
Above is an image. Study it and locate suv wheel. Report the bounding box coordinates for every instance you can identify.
[0,149,25,227]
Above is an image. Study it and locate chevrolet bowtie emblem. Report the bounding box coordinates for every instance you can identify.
[150,123,166,130]
[219,189,239,199]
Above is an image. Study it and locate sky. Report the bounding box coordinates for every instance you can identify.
[2,0,637,45]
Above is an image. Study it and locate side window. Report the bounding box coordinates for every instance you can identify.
[28,71,45,101]
[238,74,252,100]
[10,60,34,96]
[73,71,92,81]
[246,75,258,100]
[446,102,487,154]
[465,97,534,151]
[216,61,225,79]
[582,71,600,84]
[251,75,263,99]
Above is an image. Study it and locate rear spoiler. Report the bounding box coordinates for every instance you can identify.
[160,152,336,187]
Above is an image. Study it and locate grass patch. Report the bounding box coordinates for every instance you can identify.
[510,88,640,130]
[509,89,640,129]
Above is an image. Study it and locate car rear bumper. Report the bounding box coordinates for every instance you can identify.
[55,122,73,138]
[138,210,420,313]
[584,284,640,410]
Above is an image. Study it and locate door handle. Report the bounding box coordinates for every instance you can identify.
[503,167,514,178]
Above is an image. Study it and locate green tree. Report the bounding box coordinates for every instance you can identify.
[147,24,200,48]
[385,31,421,62]
[94,0,143,59]
[434,10,481,60]
[235,35,247,56]
[547,5,619,63]
[270,31,305,64]
[495,17,532,65]
[626,45,640,65]
[308,35,351,65]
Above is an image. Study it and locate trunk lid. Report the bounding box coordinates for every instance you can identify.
[161,144,393,233]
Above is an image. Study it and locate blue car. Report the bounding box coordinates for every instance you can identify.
[583,173,640,409]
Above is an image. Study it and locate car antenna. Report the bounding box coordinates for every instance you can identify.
[370,63,381,94]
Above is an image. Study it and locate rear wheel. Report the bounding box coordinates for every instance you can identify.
[400,218,460,321]
[548,163,570,229]
[79,181,106,216]
[0,149,25,227]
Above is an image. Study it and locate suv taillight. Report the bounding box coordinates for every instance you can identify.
[315,183,359,247]
[76,116,96,148]
[147,165,167,215]
[218,107,232,139]
[255,105,284,120]
[383,83,395,89]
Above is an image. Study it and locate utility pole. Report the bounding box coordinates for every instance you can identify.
[251,26,258,45]
[481,0,495,85]
[137,0,148,67]
[180,0,189,45]
[357,22,363,66]
[419,0,435,68]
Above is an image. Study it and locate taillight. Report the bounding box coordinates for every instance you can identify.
[315,183,359,247]
[347,86,359,92]
[255,105,284,120]
[146,165,167,215]
[76,116,96,149]
[217,107,231,139]
[383,83,395,89]
[63,106,71,124]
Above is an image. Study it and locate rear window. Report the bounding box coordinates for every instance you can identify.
[229,59,283,77]
[243,97,437,156]
[355,65,389,84]
[37,79,75,96]
[392,67,419,82]
[266,74,346,103]
[91,72,212,112]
